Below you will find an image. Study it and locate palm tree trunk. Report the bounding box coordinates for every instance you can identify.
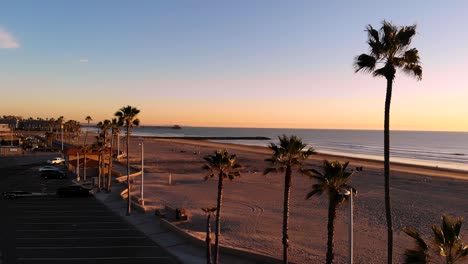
[107,134,114,192]
[213,172,224,264]
[384,76,394,264]
[282,166,292,264]
[83,150,87,182]
[206,214,212,264]
[326,196,337,264]
[97,150,102,192]
[126,127,131,216]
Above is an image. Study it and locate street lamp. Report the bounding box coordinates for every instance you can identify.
[139,142,144,205]
[340,188,355,264]
[61,124,64,152]
[76,152,80,182]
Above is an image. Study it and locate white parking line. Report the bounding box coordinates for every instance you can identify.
[20,221,122,225]
[17,228,131,232]
[17,257,171,260]
[17,245,158,249]
[16,236,145,240]
[19,210,107,213]
[16,215,116,219]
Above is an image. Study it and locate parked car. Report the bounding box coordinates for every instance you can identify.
[2,191,47,199]
[40,170,67,179]
[56,185,93,197]
[38,165,59,172]
[47,157,65,165]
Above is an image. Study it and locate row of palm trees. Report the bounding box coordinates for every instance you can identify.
[202,135,356,264]
[81,105,140,216]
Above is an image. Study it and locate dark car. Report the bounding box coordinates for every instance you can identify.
[40,170,67,179]
[56,185,93,197]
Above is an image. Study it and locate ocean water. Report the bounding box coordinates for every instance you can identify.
[117,126,468,171]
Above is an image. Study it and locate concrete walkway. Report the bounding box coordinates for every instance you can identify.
[87,162,259,264]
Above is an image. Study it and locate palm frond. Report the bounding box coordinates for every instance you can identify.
[404,227,429,250]
[373,65,393,78]
[396,24,417,47]
[354,54,376,73]
[402,64,422,80]
[263,167,278,175]
[305,188,323,199]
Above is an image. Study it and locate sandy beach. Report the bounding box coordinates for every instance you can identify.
[111,137,468,264]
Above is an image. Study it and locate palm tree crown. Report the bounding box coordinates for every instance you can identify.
[115,105,140,132]
[202,150,242,181]
[264,135,315,174]
[404,215,468,264]
[306,160,355,200]
[354,20,422,80]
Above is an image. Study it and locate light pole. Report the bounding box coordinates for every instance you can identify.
[61,124,64,152]
[342,188,355,264]
[76,152,80,182]
[117,133,120,159]
[139,142,144,205]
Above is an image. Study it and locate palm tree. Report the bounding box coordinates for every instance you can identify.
[96,120,111,189]
[354,21,422,263]
[202,150,242,264]
[115,105,140,216]
[264,135,315,264]
[84,115,92,145]
[404,215,468,264]
[306,160,356,264]
[202,207,217,264]
[93,134,106,192]
[107,118,122,192]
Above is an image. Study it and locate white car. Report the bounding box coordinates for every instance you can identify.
[38,166,59,172]
[47,157,65,165]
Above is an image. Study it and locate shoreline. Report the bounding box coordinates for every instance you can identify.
[149,137,468,180]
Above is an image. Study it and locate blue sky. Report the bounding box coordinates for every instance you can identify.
[1,1,468,130]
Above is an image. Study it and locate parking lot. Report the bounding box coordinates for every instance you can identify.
[0,155,178,264]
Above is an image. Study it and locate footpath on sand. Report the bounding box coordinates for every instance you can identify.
[87,162,276,264]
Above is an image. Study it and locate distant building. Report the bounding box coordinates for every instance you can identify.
[0,124,10,132]
[0,146,23,156]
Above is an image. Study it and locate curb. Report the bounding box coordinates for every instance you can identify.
[158,216,283,264]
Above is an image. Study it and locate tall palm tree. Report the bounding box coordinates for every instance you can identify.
[306,160,356,264]
[107,118,122,192]
[264,135,315,264]
[93,134,107,192]
[404,215,468,264]
[96,120,111,189]
[84,116,92,145]
[202,207,217,264]
[115,105,140,216]
[354,21,422,263]
[202,150,242,264]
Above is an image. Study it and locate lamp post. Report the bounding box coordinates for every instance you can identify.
[341,188,355,264]
[139,142,144,205]
[76,152,80,182]
[61,124,64,152]
[117,133,120,159]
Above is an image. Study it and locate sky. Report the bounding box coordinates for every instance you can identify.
[1,1,467,131]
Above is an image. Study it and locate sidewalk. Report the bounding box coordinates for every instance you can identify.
[88,162,261,264]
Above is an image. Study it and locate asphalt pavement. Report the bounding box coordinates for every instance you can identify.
[0,154,178,264]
